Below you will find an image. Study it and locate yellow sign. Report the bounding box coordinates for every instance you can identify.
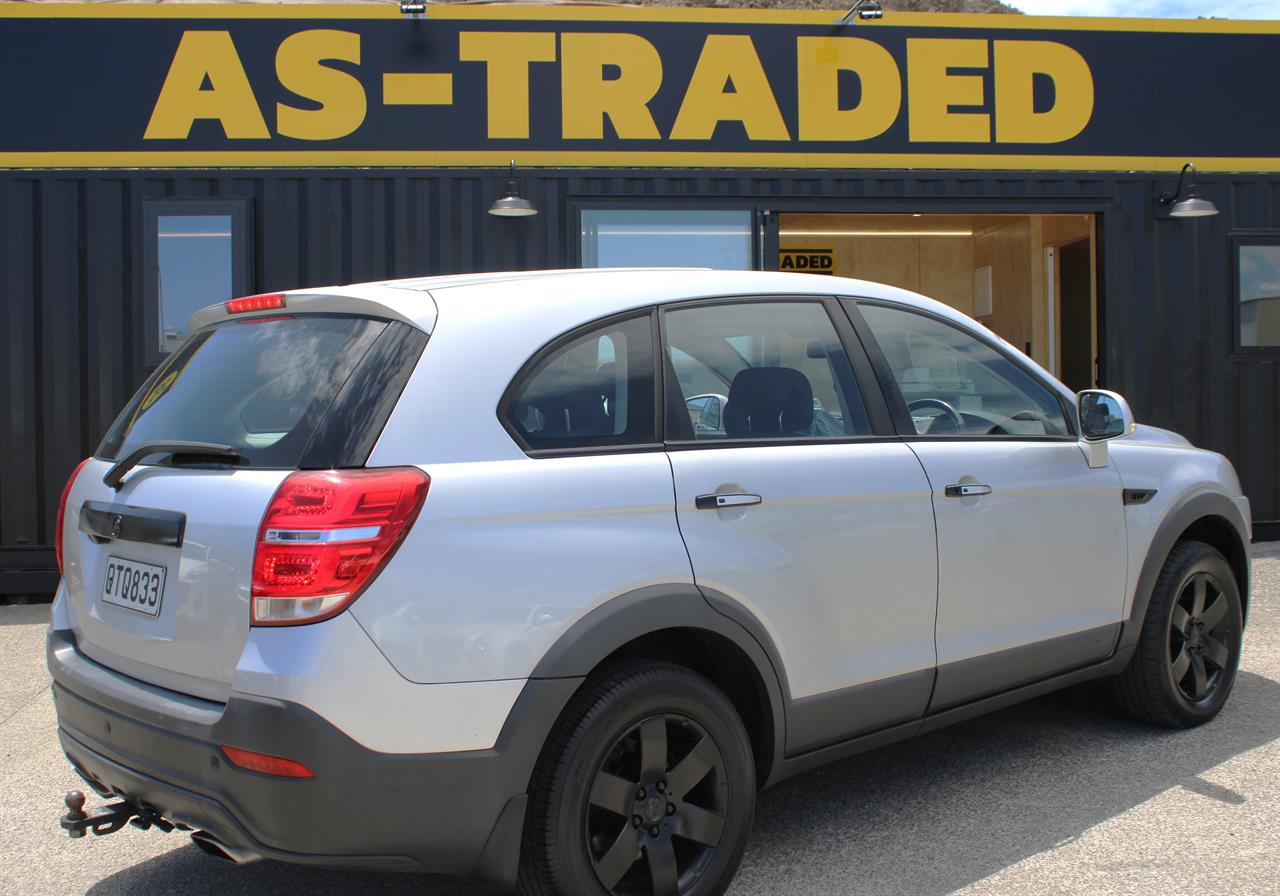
[1,6,1277,171]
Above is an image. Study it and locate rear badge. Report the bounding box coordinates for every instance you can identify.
[111,515,123,539]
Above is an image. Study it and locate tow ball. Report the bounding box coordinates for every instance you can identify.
[60,790,176,839]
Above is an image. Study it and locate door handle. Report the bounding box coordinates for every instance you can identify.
[695,493,763,510]
[944,484,992,498]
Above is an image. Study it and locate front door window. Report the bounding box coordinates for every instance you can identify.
[859,304,1070,438]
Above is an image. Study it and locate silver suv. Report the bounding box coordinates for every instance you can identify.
[50,269,1251,896]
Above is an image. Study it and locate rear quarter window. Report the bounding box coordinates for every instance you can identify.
[504,313,656,452]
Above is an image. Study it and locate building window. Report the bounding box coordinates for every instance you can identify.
[1237,236,1280,350]
[142,199,251,365]
[581,209,752,270]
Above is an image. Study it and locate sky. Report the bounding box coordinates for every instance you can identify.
[1011,0,1280,18]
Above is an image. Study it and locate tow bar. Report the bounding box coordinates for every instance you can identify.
[59,790,176,839]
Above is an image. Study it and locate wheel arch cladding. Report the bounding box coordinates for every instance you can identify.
[1126,492,1251,653]
[530,584,787,788]
[1176,514,1250,619]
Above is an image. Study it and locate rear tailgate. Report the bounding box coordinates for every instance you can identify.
[59,308,426,702]
[62,465,291,702]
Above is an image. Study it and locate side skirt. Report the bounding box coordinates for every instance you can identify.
[771,645,1134,785]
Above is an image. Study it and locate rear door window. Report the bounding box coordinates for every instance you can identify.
[662,301,872,441]
[99,315,394,468]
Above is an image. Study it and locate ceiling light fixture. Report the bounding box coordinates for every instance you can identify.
[1157,162,1219,218]
[488,160,538,218]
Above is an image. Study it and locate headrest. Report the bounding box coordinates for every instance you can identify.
[723,367,814,438]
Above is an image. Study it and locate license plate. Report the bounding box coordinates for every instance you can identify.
[101,556,167,617]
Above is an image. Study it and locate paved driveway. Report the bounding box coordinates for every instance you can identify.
[3,543,1278,896]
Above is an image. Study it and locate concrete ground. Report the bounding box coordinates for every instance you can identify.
[3,544,1278,896]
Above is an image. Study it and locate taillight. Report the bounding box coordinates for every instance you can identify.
[56,457,91,576]
[225,293,286,314]
[220,746,314,778]
[251,468,429,626]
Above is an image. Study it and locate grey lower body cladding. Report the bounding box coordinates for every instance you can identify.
[47,628,577,888]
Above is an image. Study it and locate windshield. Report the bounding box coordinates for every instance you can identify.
[98,315,388,467]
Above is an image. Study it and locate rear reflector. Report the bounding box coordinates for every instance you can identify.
[225,293,286,314]
[220,746,314,779]
[251,467,430,626]
[56,458,92,576]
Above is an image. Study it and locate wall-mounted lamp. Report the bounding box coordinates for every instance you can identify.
[837,0,884,24]
[399,0,426,17]
[488,161,538,218]
[1157,162,1219,218]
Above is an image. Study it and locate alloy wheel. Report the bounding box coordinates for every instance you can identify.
[585,714,728,896]
[1168,571,1232,703]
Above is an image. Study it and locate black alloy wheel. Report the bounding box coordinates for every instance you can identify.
[1114,540,1243,727]
[519,661,755,896]
[1168,571,1232,703]
[586,714,727,896]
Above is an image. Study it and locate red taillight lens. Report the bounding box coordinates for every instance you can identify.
[225,293,286,314]
[56,457,91,576]
[251,468,429,626]
[220,746,314,778]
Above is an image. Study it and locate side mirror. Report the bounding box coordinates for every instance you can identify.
[1077,389,1135,442]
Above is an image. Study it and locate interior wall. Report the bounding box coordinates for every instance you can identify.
[779,213,1095,377]
[975,219,1033,356]
[801,236,976,315]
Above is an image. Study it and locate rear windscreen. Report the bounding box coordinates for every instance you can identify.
[99,315,389,467]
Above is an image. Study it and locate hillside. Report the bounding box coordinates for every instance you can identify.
[8,0,1024,11]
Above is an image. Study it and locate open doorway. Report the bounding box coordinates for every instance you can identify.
[777,213,1097,386]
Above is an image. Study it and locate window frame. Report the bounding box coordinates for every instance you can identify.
[845,298,1080,442]
[658,295,898,451]
[497,307,665,458]
[141,197,252,369]
[1231,231,1280,357]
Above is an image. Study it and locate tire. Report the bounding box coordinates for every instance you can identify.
[1113,540,1244,728]
[518,660,756,896]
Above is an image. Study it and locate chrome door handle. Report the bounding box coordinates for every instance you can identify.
[695,493,763,510]
[944,484,992,498]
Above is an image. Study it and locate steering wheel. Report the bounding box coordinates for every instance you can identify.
[907,398,965,434]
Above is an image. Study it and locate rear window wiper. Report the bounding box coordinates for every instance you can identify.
[103,441,246,490]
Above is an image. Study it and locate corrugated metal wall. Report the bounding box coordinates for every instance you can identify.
[3,168,1278,592]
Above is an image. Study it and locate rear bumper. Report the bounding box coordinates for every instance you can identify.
[48,627,579,886]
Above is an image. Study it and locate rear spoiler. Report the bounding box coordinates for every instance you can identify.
[189,286,436,335]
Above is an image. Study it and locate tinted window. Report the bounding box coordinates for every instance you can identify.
[99,315,388,466]
[156,214,234,354]
[507,314,656,450]
[581,209,752,270]
[664,302,871,440]
[859,304,1070,437]
[142,199,251,366]
[1238,241,1280,348]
